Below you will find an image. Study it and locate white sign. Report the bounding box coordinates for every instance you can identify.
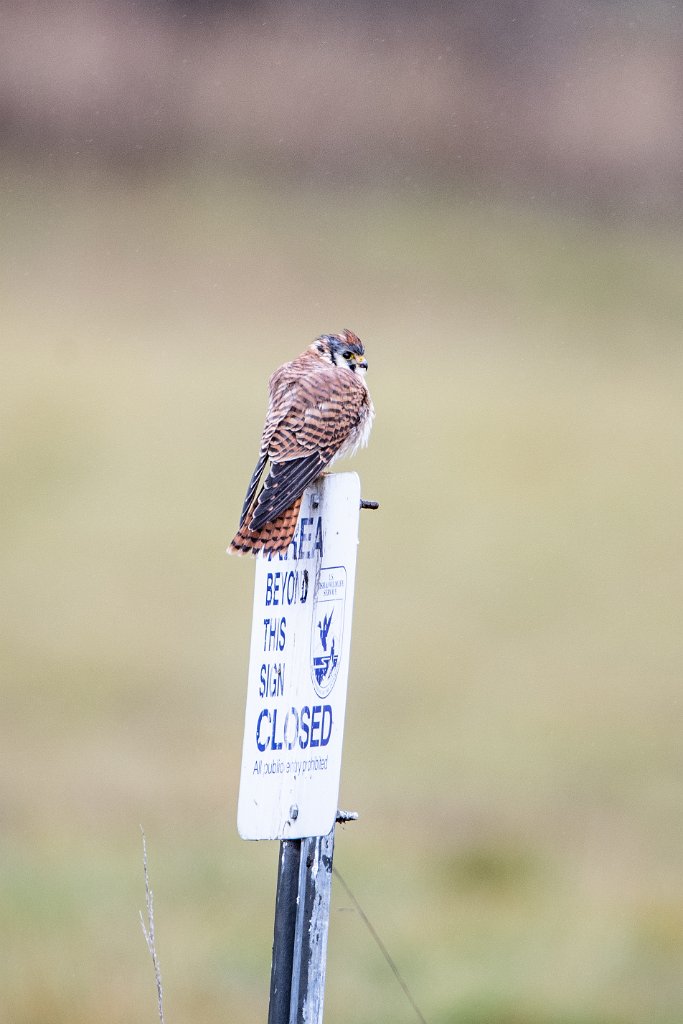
[237,472,362,840]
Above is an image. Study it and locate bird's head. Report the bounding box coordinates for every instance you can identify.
[311,329,368,375]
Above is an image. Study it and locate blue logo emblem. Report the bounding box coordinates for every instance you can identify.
[311,567,346,697]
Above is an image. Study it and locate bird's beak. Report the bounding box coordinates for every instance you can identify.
[356,358,368,371]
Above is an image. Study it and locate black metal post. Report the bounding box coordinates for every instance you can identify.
[267,827,336,1024]
[268,839,302,1024]
[289,828,336,1024]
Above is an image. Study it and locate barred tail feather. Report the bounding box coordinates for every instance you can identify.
[228,497,302,556]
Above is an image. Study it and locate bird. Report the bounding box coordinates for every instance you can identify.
[229,329,374,556]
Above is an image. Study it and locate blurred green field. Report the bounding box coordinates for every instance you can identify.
[2,163,683,1024]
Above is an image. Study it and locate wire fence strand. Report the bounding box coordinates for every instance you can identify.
[333,866,428,1024]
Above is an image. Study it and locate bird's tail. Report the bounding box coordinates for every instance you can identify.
[228,497,302,556]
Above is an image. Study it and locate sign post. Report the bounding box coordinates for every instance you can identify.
[237,472,366,1023]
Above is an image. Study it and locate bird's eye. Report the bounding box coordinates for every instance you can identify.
[342,350,353,360]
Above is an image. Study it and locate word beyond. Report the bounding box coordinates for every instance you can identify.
[256,703,333,752]
[265,570,308,607]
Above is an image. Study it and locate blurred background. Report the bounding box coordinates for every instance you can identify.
[2,2,683,1022]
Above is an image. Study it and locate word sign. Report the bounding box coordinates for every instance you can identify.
[237,473,361,840]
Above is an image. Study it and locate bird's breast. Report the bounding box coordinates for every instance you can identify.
[332,396,375,463]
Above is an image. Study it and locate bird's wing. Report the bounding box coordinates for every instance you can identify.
[236,374,284,527]
[248,362,366,531]
[238,449,268,528]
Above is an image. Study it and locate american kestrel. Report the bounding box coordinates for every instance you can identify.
[229,329,374,556]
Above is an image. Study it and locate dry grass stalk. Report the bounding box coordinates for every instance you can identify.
[139,827,166,1024]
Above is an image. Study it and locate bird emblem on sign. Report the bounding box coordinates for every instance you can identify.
[229,330,374,555]
[310,568,347,697]
[313,610,338,687]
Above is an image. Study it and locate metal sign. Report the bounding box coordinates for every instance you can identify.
[237,472,361,840]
